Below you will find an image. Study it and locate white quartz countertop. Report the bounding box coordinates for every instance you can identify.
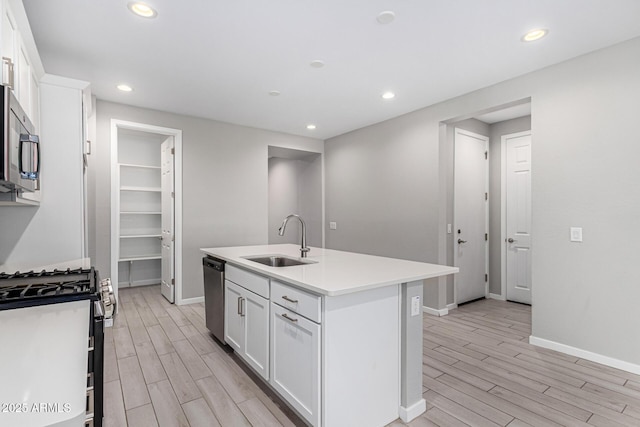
[200,244,458,296]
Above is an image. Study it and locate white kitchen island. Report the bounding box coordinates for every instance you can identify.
[200,244,457,427]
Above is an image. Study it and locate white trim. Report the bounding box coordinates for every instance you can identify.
[446,303,458,311]
[529,336,640,376]
[110,120,183,305]
[423,306,448,317]
[488,293,506,301]
[500,130,532,302]
[399,398,426,423]
[178,296,205,305]
[453,128,489,305]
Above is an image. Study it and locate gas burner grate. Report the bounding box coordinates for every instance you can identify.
[0,268,97,306]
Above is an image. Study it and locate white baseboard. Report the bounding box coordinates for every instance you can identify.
[446,303,457,311]
[423,306,448,317]
[529,336,640,376]
[399,398,426,423]
[178,296,204,305]
[488,293,506,301]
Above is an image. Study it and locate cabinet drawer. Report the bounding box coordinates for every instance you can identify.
[226,264,269,298]
[271,280,321,323]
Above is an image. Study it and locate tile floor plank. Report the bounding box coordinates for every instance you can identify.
[148,379,191,427]
[118,355,152,410]
[135,340,168,385]
[126,403,159,427]
[196,376,252,427]
[159,351,202,404]
[148,324,176,355]
[237,397,283,427]
[173,339,213,381]
[104,380,127,427]
[182,398,222,427]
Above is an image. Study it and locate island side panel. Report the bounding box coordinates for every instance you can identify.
[322,284,400,427]
[400,280,427,421]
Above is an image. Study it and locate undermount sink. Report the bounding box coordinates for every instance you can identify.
[244,255,317,267]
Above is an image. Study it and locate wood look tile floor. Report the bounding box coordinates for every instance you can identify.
[105,287,640,427]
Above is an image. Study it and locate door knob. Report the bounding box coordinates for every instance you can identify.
[507,238,515,243]
[457,239,467,244]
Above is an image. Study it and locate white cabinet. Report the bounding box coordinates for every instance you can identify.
[224,278,269,380]
[270,302,321,427]
[1,1,40,130]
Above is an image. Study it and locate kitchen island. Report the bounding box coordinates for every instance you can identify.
[200,244,457,427]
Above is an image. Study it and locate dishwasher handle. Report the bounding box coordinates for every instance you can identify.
[203,257,225,272]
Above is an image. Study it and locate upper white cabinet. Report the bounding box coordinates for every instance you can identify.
[1,0,42,130]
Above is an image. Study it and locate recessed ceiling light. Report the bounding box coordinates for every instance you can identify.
[310,60,325,68]
[381,91,395,100]
[377,11,396,25]
[117,84,133,92]
[522,28,548,42]
[306,124,317,130]
[268,90,281,96]
[128,2,157,18]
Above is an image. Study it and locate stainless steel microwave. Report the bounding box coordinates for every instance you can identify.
[0,85,40,192]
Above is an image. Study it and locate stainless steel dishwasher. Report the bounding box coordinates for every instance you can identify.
[202,256,226,344]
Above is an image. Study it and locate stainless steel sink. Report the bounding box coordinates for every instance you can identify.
[244,255,317,267]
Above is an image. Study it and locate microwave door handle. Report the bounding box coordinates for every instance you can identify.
[18,134,25,174]
[34,138,40,177]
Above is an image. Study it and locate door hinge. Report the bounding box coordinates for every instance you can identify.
[485,274,488,282]
[485,233,488,241]
[485,151,488,160]
[485,192,488,201]
[171,191,175,198]
[171,147,175,155]
[171,278,175,285]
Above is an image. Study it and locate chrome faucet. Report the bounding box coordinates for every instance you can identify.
[278,214,310,258]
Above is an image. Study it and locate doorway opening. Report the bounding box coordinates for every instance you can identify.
[267,146,323,248]
[444,99,532,308]
[110,120,183,305]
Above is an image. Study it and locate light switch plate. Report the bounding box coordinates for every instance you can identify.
[329,221,337,230]
[570,227,583,242]
[447,224,452,234]
[411,295,421,316]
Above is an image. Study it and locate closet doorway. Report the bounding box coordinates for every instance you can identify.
[110,120,182,304]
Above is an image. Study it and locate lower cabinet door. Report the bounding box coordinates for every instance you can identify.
[224,280,244,353]
[270,303,321,427]
[243,291,269,380]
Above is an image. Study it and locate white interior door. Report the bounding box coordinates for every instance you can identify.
[454,128,489,304]
[504,132,532,304]
[161,137,175,303]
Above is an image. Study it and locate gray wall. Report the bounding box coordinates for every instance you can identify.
[92,101,323,300]
[488,116,531,295]
[268,155,322,248]
[0,82,85,269]
[324,36,640,365]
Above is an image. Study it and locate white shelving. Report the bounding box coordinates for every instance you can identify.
[116,128,166,288]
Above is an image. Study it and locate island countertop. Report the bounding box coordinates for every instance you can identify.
[200,244,458,296]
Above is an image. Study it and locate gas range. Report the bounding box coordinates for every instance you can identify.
[0,267,112,427]
[0,268,98,310]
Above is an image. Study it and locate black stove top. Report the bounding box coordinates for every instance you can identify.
[0,268,98,310]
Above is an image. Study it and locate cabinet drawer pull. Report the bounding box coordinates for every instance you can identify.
[282,313,298,323]
[237,296,243,315]
[282,295,298,303]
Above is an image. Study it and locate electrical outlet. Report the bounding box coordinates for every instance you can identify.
[329,221,337,230]
[411,295,421,316]
[570,227,583,242]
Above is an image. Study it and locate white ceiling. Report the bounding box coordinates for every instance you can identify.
[23,0,640,139]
